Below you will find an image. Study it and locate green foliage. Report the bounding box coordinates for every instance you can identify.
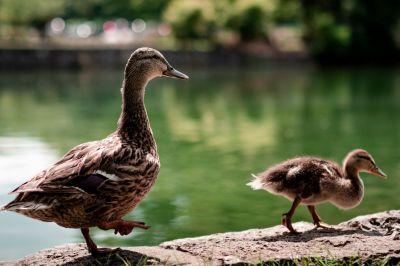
[273,0,302,24]
[163,0,278,42]
[225,0,277,41]
[0,0,170,37]
[163,0,216,40]
[303,11,351,56]
[63,0,170,21]
[300,0,400,62]
[0,0,66,27]
[0,0,398,62]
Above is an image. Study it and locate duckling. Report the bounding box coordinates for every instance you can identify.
[247,149,387,234]
[1,47,189,255]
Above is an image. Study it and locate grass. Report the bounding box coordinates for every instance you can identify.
[252,257,398,266]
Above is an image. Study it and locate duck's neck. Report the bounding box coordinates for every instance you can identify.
[117,76,155,150]
[333,164,364,209]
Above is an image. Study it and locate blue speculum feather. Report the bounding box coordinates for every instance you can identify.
[67,174,107,194]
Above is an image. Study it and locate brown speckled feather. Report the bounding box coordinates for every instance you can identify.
[248,156,348,205]
[11,139,118,194]
[5,131,160,228]
[2,48,189,256]
[247,149,385,234]
[259,157,343,198]
[2,48,169,229]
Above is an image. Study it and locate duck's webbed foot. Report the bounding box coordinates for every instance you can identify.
[81,228,121,256]
[91,247,122,256]
[113,220,150,236]
[98,220,150,236]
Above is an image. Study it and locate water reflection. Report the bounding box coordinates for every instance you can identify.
[0,136,75,260]
[0,67,399,260]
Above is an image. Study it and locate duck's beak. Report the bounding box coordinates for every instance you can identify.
[163,67,189,80]
[370,166,387,179]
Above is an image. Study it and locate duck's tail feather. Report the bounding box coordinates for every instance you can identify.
[246,173,264,190]
[1,201,49,212]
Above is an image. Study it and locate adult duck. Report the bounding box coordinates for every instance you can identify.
[2,47,189,255]
[247,149,387,233]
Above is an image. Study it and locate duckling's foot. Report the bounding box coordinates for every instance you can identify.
[282,213,299,234]
[281,213,287,226]
[314,221,333,231]
[282,230,301,235]
[307,205,332,231]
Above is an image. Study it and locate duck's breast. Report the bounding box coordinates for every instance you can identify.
[91,151,160,222]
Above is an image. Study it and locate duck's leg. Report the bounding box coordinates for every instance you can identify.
[98,220,150,236]
[81,228,118,255]
[307,205,331,229]
[282,196,301,234]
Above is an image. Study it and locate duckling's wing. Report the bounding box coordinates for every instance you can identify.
[283,159,342,197]
[10,138,123,195]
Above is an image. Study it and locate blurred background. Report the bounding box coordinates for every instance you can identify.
[0,0,399,260]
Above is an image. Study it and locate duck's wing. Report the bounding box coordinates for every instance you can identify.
[10,138,124,195]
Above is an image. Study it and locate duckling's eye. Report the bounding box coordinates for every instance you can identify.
[357,155,370,160]
[357,155,374,164]
[141,55,161,61]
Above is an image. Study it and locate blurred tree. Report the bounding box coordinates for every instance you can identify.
[300,0,400,63]
[273,0,301,24]
[63,0,170,21]
[224,0,276,41]
[163,0,216,41]
[0,0,66,37]
[130,0,171,20]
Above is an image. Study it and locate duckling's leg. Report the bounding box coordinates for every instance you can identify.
[282,196,301,234]
[81,228,118,255]
[98,219,150,236]
[307,205,331,229]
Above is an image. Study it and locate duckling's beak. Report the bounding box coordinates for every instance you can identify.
[163,67,189,80]
[370,166,387,179]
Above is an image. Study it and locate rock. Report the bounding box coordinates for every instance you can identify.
[161,210,400,265]
[1,244,212,266]
[2,210,399,265]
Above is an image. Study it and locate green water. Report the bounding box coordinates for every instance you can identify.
[0,67,399,260]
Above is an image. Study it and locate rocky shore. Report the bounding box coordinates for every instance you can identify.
[2,210,399,265]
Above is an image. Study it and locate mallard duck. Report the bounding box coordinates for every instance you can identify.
[247,149,387,234]
[1,47,189,255]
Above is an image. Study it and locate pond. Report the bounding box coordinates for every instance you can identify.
[0,66,399,260]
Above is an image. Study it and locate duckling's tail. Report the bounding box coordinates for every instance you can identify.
[246,174,264,190]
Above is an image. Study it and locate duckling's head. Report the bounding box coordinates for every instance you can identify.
[124,47,189,82]
[344,149,387,179]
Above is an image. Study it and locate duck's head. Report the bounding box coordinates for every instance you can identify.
[344,149,387,179]
[124,47,189,82]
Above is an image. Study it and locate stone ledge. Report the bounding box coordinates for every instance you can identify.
[2,210,399,265]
